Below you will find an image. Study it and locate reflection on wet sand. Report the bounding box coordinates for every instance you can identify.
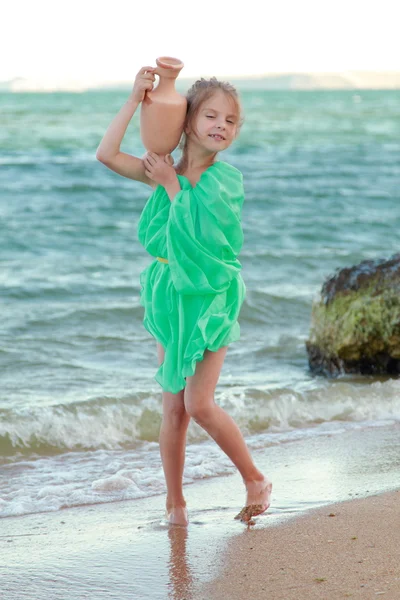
[167,526,194,600]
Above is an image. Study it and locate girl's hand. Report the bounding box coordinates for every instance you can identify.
[143,151,177,186]
[141,151,174,166]
[130,66,157,104]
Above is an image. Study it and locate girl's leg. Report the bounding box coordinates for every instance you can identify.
[184,347,272,518]
[157,343,191,524]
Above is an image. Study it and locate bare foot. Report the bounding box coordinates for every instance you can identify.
[235,477,272,523]
[166,498,188,526]
[166,505,189,526]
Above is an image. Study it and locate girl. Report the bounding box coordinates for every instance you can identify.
[96,66,272,526]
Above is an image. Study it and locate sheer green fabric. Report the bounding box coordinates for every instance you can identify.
[137,161,246,393]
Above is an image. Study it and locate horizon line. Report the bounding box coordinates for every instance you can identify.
[3,69,400,83]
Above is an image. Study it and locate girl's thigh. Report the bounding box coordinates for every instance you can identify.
[185,346,228,404]
[156,342,186,414]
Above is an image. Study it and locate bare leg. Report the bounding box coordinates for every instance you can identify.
[157,343,191,525]
[184,347,272,519]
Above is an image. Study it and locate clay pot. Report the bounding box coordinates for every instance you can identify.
[140,56,187,159]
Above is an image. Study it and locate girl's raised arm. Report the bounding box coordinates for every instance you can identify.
[96,66,157,188]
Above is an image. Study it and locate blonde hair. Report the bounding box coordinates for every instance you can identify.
[175,77,244,174]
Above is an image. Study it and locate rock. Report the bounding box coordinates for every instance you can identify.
[306,253,400,376]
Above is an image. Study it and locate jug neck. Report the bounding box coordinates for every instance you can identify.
[154,72,178,93]
[155,65,181,79]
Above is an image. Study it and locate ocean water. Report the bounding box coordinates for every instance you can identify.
[1,88,400,519]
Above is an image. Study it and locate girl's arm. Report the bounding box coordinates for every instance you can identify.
[96,66,157,188]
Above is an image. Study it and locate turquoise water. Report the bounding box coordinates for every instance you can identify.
[1,89,399,517]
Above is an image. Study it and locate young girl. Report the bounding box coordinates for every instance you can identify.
[96,65,272,526]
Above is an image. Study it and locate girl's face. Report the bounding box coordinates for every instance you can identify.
[186,90,239,152]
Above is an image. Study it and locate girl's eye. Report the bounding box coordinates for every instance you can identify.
[207,115,235,124]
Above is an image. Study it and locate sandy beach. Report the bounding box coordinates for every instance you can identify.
[206,490,400,600]
[1,423,399,599]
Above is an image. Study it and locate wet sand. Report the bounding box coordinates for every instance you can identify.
[205,490,400,600]
[1,422,399,599]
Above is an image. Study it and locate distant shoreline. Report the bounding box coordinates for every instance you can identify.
[2,71,400,92]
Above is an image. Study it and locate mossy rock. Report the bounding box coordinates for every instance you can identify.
[306,253,400,376]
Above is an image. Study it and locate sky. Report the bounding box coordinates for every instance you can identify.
[2,0,398,88]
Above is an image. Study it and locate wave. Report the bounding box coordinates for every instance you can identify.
[0,152,95,166]
[1,378,399,457]
[1,419,398,519]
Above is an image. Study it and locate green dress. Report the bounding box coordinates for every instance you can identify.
[137,160,246,393]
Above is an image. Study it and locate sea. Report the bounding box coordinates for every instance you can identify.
[1,88,400,520]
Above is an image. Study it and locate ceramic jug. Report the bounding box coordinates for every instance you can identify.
[140,56,187,161]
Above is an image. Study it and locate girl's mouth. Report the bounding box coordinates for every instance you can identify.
[209,134,225,141]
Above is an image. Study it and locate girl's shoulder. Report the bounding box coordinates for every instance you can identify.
[212,161,243,186]
[202,161,244,207]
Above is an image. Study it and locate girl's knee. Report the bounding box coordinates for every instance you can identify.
[162,396,188,429]
[184,395,214,425]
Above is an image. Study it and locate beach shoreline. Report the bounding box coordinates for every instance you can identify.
[204,489,400,600]
[1,422,399,599]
